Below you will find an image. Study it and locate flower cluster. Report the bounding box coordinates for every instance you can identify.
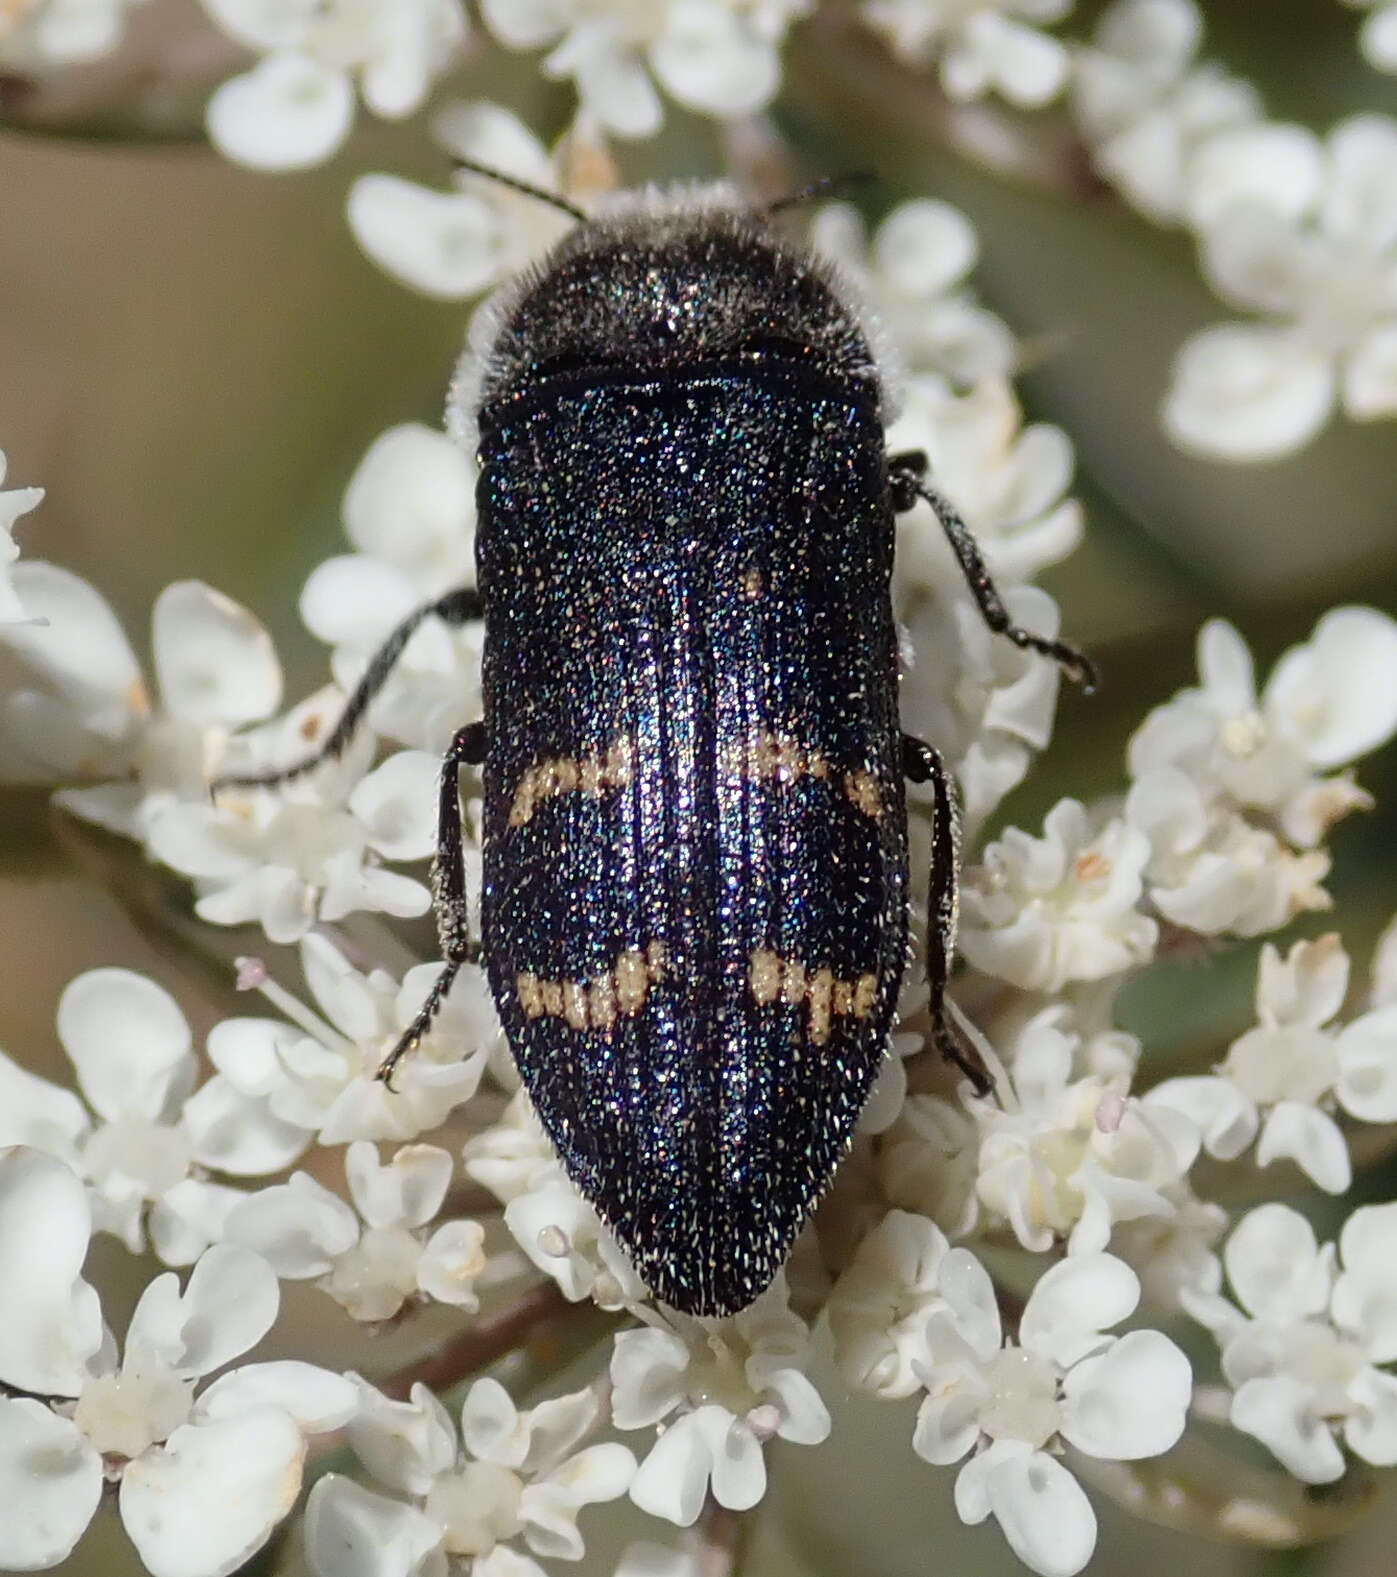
[1185,1201,1397,1481]
[1124,608,1397,935]
[1073,0,1397,459]
[859,0,1075,107]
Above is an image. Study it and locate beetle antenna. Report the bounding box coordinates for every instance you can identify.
[451,157,588,223]
[765,170,876,215]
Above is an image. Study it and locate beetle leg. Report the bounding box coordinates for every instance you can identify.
[887,450,1098,694]
[901,733,992,1097]
[210,586,483,796]
[377,719,486,1086]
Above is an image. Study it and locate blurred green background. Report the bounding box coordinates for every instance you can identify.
[2,1,1396,1573]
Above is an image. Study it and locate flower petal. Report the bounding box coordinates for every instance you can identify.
[1231,1375,1343,1483]
[0,1149,103,1396]
[0,1050,90,1159]
[127,1244,279,1379]
[610,1327,690,1430]
[1266,607,1397,770]
[152,582,281,727]
[1163,323,1335,462]
[650,0,779,118]
[223,1173,360,1278]
[630,1409,721,1527]
[1060,1330,1191,1459]
[0,562,142,728]
[57,968,193,1123]
[182,1076,311,1177]
[346,1379,456,1497]
[351,751,440,862]
[1185,123,1324,229]
[1256,1102,1351,1194]
[0,1399,102,1570]
[912,1387,981,1466]
[955,1441,1097,1577]
[348,177,502,300]
[120,1411,306,1577]
[304,1474,447,1577]
[1020,1255,1139,1369]
[1333,1201,1397,1362]
[1345,1366,1397,1466]
[206,53,355,172]
[195,1361,357,1433]
[1336,1006,1397,1121]
[1223,1202,1333,1322]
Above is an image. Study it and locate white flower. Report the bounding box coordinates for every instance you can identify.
[463,1091,646,1311]
[1131,611,1397,833]
[324,1142,487,1319]
[300,422,482,752]
[477,0,811,137]
[348,102,581,304]
[200,0,469,170]
[0,968,305,1254]
[875,1092,982,1238]
[0,0,147,70]
[1125,609,1397,936]
[1184,1201,1397,1482]
[0,447,43,624]
[887,375,1083,828]
[505,1164,647,1311]
[305,1374,635,1575]
[1108,1182,1225,1309]
[144,691,434,944]
[809,201,1016,384]
[860,0,1073,106]
[0,574,418,952]
[223,1141,486,1320]
[611,1275,830,1524]
[1125,768,1333,936]
[1164,114,1397,459]
[1344,0,1397,75]
[0,570,280,826]
[1147,934,1397,1195]
[912,1250,1191,1577]
[222,934,495,1145]
[827,1209,954,1397]
[958,799,1159,991]
[1071,0,1261,224]
[891,376,1084,588]
[901,579,1065,831]
[0,1148,353,1577]
[968,1006,1199,1254]
[462,1087,556,1202]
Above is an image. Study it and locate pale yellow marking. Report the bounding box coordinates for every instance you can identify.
[741,568,766,600]
[844,770,884,821]
[509,737,635,827]
[721,730,883,819]
[747,950,879,1045]
[749,949,781,1006]
[516,943,666,1031]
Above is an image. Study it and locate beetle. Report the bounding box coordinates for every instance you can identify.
[216,176,1094,1316]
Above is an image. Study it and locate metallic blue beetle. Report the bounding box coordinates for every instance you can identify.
[220,184,1092,1316]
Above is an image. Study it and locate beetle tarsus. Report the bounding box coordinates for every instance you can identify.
[376,957,463,1087]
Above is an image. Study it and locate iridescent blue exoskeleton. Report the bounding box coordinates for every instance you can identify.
[217,176,1094,1316]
